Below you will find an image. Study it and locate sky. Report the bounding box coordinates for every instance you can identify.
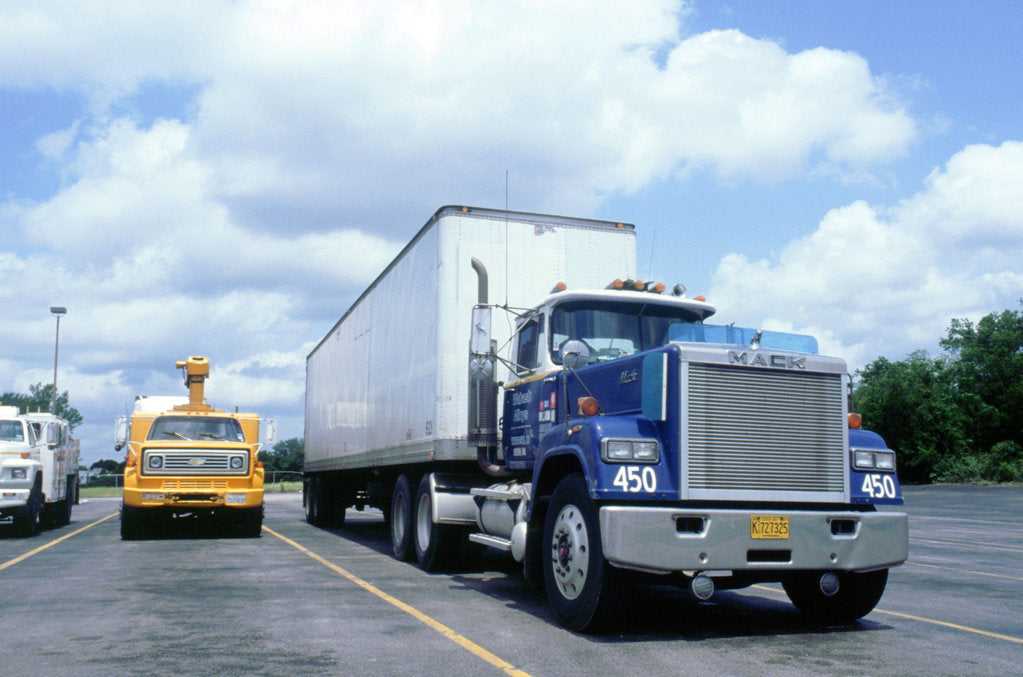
[2,0,1021,469]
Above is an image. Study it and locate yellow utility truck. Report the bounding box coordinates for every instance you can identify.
[117,356,274,539]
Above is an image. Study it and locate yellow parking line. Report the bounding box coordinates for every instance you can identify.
[912,537,1023,554]
[751,584,1023,645]
[264,526,532,677]
[0,512,117,572]
[905,560,1023,582]
[871,609,1023,644]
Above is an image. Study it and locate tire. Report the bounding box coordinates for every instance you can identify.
[13,495,41,537]
[542,473,629,632]
[240,506,263,538]
[53,476,75,527]
[304,476,323,526]
[13,479,43,537]
[121,504,144,540]
[390,474,415,561]
[783,569,889,623]
[413,475,460,571]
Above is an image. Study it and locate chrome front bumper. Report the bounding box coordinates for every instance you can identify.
[600,506,908,574]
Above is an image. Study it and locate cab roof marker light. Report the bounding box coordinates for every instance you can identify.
[606,279,625,290]
[551,281,567,293]
[647,282,666,294]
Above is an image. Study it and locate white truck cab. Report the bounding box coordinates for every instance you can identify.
[0,404,80,536]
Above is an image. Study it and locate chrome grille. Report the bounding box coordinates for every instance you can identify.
[142,449,248,476]
[686,363,845,495]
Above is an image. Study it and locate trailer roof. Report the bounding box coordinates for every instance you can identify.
[309,206,637,358]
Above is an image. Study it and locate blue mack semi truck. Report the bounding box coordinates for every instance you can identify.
[303,206,908,632]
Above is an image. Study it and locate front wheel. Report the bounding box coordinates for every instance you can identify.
[240,506,263,538]
[121,504,144,540]
[783,569,889,623]
[542,473,629,632]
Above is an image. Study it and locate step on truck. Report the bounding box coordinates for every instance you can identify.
[303,205,909,632]
[0,404,80,536]
[116,356,275,539]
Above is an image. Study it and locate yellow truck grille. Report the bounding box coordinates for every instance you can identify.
[161,480,229,490]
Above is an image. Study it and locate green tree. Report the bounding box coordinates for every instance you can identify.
[259,437,304,472]
[854,351,972,483]
[855,302,1023,484]
[0,383,83,431]
[91,459,124,473]
[940,303,1023,455]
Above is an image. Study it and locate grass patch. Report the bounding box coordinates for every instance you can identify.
[81,486,123,498]
[265,481,303,493]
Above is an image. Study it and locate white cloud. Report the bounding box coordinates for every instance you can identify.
[709,141,1023,370]
[0,0,924,465]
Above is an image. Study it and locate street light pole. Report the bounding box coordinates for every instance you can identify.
[50,306,67,414]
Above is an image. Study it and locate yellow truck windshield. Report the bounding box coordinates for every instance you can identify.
[147,416,245,442]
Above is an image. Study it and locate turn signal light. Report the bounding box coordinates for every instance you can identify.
[848,413,862,429]
[578,396,600,417]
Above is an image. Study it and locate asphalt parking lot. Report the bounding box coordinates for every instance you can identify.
[0,485,1020,676]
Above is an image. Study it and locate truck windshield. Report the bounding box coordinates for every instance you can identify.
[147,416,245,442]
[551,301,705,364]
[0,420,25,442]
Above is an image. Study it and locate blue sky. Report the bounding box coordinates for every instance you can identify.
[2,1,1021,467]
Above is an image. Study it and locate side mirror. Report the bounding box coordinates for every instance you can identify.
[46,424,58,448]
[114,416,130,453]
[560,340,591,370]
[262,419,277,446]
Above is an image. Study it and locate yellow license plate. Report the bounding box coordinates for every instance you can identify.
[750,515,789,539]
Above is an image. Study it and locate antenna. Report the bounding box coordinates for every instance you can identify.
[504,170,509,307]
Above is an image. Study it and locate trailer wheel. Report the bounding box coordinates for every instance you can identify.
[303,477,318,525]
[413,475,460,571]
[783,569,888,623]
[390,474,415,561]
[305,476,333,526]
[542,473,629,632]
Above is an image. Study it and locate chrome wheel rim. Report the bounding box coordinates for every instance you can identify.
[550,503,588,600]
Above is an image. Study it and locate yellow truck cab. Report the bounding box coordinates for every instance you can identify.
[117,356,275,539]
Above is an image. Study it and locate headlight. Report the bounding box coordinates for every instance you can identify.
[11,468,27,479]
[147,455,163,470]
[602,438,660,464]
[230,456,245,470]
[851,449,897,471]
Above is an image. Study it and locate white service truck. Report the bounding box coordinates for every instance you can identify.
[304,205,908,631]
[0,405,80,536]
